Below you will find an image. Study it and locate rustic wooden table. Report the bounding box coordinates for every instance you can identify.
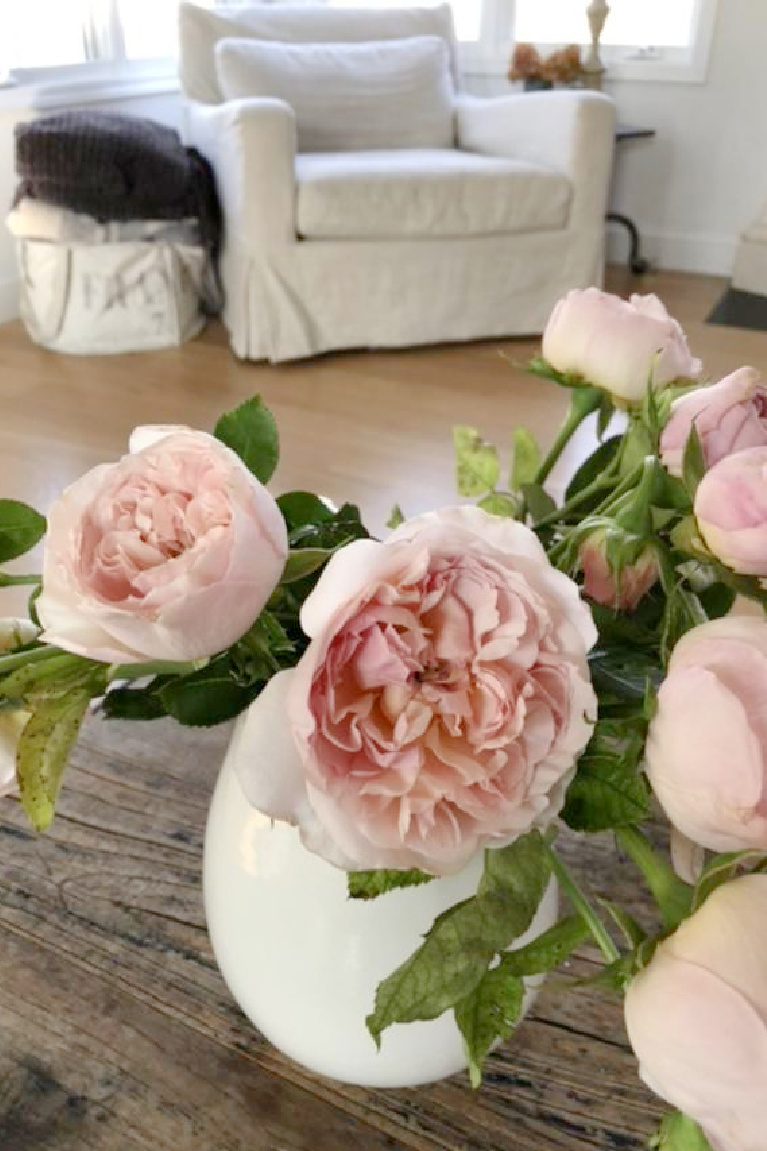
[0,712,666,1150]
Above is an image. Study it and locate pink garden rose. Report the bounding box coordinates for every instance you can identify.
[542,288,701,405]
[694,446,767,576]
[625,874,767,1151]
[0,618,39,794]
[660,367,767,478]
[578,531,659,611]
[37,426,288,663]
[231,507,597,875]
[645,615,767,853]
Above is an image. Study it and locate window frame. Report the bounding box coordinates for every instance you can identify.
[0,0,720,108]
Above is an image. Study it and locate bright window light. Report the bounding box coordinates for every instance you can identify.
[2,2,87,72]
[117,0,180,59]
[327,0,482,43]
[514,0,699,47]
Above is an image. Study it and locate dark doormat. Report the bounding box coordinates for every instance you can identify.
[707,287,767,331]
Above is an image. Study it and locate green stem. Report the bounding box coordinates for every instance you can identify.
[0,645,60,675]
[534,387,604,487]
[0,573,42,587]
[106,658,208,683]
[616,826,693,930]
[533,472,617,529]
[545,844,620,964]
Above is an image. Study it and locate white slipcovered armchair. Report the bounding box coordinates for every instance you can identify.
[181,3,616,363]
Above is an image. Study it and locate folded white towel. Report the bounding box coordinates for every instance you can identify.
[6,199,201,246]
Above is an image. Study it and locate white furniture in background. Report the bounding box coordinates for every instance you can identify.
[180,3,616,363]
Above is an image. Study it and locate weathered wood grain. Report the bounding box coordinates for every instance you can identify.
[0,715,665,1151]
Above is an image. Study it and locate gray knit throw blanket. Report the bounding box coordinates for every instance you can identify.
[15,111,221,256]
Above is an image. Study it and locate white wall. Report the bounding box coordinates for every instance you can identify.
[467,0,767,277]
[0,0,763,322]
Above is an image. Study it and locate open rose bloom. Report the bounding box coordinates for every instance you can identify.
[36,426,288,663]
[231,507,597,875]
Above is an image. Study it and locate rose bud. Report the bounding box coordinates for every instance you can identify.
[694,445,767,576]
[645,615,767,853]
[229,507,597,875]
[625,874,767,1151]
[37,426,288,663]
[579,529,659,611]
[542,288,701,405]
[660,367,767,478]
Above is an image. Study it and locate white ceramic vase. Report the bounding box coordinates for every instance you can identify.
[204,742,559,1088]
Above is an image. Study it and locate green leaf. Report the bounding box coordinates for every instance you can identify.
[386,504,406,530]
[698,582,736,620]
[277,491,333,530]
[511,428,540,491]
[478,829,552,912]
[100,679,170,721]
[214,395,279,484]
[562,719,650,832]
[565,437,622,503]
[596,393,615,439]
[281,546,341,584]
[0,500,46,564]
[366,831,551,1047]
[661,584,707,665]
[17,688,91,831]
[477,493,518,519]
[454,965,525,1088]
[453,426,500,497]
[651,1112,713,1151]
[520,483,556,522]
[499,915,590,977]
[682,423,706,499]
[348,869,434,900]
[589,646,663,702]
[366,898,497,1047]
[159,657,262,726]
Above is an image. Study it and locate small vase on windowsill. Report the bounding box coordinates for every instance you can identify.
[203,740,560,1089]
[523,77,554,91]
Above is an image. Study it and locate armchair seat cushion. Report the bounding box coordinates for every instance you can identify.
[295,149,572,240]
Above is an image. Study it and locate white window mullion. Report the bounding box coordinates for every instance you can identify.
[81,0,127,63]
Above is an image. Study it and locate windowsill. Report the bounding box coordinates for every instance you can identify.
[0,60,179,111]
[461,47,711,84]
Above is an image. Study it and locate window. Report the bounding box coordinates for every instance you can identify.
[1,0,191,78]
[512,0,718,82]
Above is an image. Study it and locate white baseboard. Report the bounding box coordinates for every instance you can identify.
[0,276,19,323]
[607,224,736,277]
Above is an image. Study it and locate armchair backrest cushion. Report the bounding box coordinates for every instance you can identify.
[215,35,454,152]
[179,2,458,104]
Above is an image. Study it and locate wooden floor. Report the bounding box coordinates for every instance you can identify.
[2,268,767,610]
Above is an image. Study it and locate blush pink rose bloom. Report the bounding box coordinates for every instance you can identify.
[578,531,659,611]
[230,507,597,875]
[0,618,39,794]
[645,616,767,853]
[542,288,701,405]
[694,446,767,576]
[37,426,288,663]
[660,367,767,478]
[625,874,767,1151]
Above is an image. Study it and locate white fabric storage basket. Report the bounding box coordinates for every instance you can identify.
[17,238,206,354]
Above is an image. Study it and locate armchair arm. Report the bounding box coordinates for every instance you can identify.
[456,91,616,228]
[184,98,297,247]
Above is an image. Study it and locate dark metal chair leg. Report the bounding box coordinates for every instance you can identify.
[607,211,650,274]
